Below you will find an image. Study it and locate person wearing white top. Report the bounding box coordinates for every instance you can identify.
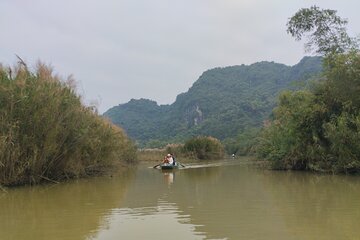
[166,154,174,165]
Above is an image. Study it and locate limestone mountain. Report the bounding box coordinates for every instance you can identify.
[104,56,322,147]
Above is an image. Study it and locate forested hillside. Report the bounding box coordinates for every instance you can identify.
[104,56,322,147]
[257,6,360,173]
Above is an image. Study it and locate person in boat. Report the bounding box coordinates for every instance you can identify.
[163,154,173,165]
[171,153,176,165]
[163,155,169,164]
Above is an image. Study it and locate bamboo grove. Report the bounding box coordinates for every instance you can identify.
[256,6,360,173]
[0,62,136,186]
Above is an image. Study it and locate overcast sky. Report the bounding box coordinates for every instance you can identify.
[1,0,359,113]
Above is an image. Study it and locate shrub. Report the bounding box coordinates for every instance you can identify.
[183,136,224,160]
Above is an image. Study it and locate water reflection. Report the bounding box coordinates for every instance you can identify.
[0,169,135,240]
[162,170,175,186]
[115,162,360,240]
[260,171,360,240]
[92,201,206,240]
[2,161,360,240]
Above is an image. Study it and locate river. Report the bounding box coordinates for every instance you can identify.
[1,159,360,240]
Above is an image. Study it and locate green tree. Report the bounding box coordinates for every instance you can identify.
[287,5,358,55]
[257,6,360,173]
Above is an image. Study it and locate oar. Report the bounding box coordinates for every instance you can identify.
[153,163,161,169]
[179,163,186,168]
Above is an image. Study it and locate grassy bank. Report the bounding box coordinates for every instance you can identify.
[137,147,193,163]
[138,136,225,163]
[0,62,137,186]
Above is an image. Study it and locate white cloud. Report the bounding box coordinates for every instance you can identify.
[1,0,359,112]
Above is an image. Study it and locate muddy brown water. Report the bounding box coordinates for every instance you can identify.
[1,159,360,240]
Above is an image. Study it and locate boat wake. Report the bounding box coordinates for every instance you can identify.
[178,159,247,170]
[149,159,250,169]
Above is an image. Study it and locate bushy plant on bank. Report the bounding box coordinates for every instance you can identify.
[0,62,136,186]
[183,136,224,160]
[138,137,224,162]
[137,144,186,162]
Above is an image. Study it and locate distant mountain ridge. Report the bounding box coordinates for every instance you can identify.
[104,56,322,146]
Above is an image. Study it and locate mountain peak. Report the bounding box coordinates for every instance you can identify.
[104,57,323,146]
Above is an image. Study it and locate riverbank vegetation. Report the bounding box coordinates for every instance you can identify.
[256,6,360,173]
[183,136,224,160]
[138,136,224,162]
[0,62,136,186]
[137,145,193,163]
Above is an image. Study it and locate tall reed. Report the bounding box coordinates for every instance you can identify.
[0,62,136,186]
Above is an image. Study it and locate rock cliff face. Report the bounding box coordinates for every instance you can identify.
[183,104,204,127]
[104,56,323,146]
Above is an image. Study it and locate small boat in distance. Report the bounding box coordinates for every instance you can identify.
[153,154,186,169]
[153,162,185,170]
[160,162,180,170]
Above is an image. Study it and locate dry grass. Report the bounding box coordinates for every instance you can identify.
[137,149,166,162]
[137,145,198,164]
[0,62,137,186]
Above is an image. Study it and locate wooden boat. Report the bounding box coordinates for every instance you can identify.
[153,161,185,170]
[160,162,180,170]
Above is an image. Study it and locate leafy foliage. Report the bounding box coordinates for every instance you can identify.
[223,127,260,156]
[258,6,360,173]
[257,52,360,173]
[287,5,358,54]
